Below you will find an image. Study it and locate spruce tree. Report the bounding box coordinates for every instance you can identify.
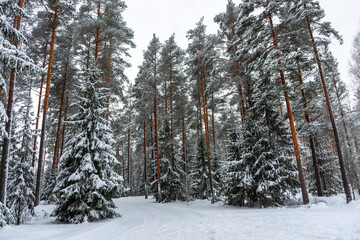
[152,34,187,202]
[53,63,122,223]
[190,134,210,199]
[0,0,38,225]
[225,71,299,207]
[154,118,185,202]
[7,95,35,225]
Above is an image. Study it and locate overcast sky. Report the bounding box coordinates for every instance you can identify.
[123,0,360,97]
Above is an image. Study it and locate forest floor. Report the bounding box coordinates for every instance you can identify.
[0,195,359,240]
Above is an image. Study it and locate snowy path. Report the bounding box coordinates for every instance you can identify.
[1,196,360,240]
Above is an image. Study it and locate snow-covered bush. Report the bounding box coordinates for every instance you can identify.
[53,63,123,223]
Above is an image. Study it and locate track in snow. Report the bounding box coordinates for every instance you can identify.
[1,196,360,240]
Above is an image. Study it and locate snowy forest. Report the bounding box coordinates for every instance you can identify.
[0,0,360,234]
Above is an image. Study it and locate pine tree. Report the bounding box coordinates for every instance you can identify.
[7,95,35,225]
[350,30,360,139]
[289,0,352,203]
[214,0,246,123]
[186,18,216,203]
[34,0,77,207]
[53,63,122,223]
[137,35,163,201]
[152,34,187,202]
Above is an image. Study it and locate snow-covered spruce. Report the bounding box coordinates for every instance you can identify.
[190,134,210,200]
[0,0,39,227]
[53,64,123,223]
[225,73,299,207]
[41,165,58,204]
[152,118,186,202]
[7,95,35,225]
[0,202,13,227]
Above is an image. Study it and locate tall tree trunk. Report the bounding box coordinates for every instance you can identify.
[267,2,309,204]
[0,0,24,204]
[32,51,47,167]
[127,100,132,187]
[198,90,203,132]
[211,94,216,150]
[333,82,353,154]
[121,141,125,181]
[304,3,352,203]
[169,59,175,167]
[86,37,91,69]
[150,114,154,166]
[42,141,47,174]
[106,38,112,120]
[182,115,189,200]
[232,27,245,124]
[60,96,69,157]
[236,83,245,124]
[143,119,148,199]
[153,48,161,202]
[164,64,168,116]
[21,78,33,150]
[200,61,215,204]
[35,7,58,206]
[94,2,101,60]
[297,65,323,196]
[52,63,68,170]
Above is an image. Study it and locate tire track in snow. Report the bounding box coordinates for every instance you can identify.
[66,196,208,240]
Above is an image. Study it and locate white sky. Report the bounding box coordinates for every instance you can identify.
[123,0,360,97]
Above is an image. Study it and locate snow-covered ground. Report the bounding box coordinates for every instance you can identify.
[1,195,359,240]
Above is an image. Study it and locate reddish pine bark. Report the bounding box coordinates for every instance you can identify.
[198,90,203,132]
[121,141,125,181]
[153,51,162,201]
[0,0,24,204]
[86,37,91,69]
[24,78,32,127]
[32,51,47,167]
[211,94,216,149]
[35,7,58,206]
[333,82,353,154]
[200,59,215,204]
[267,1,309,204]
[297,65,323,196]
[127,100,132,187]
[60,96,69,157]
[231,25,245,124]
[169,57,175,167]
[182,115,189,199]
[143,119,148,199]
[52,63,68,170]
[150,114,154,166]
[94,2,101,60]
[304,3,352,203]
[164,66,168,115]
[106,38,112,120]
